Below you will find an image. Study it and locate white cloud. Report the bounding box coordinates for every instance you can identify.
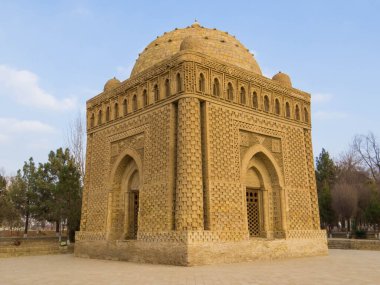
[0,118,56,134]
[312,93,332,104]
[0,134,10,144]
[313,111,347,120]
[0,65,77,111]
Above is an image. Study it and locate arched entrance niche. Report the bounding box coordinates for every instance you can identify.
[241,145,286,238]
[107,148,143,241]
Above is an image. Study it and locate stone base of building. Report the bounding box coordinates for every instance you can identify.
[74,232,328,266]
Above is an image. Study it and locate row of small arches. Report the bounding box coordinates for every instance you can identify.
[91,73,309,127]
[91,73,183,127]
[198,73,309,122]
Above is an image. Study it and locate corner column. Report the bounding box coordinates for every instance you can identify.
[175,97,204,231]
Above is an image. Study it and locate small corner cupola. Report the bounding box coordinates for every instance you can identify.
[272,71,292,88]
[104,77,121,92]
[180,36,203,52]
[191,19,201,28]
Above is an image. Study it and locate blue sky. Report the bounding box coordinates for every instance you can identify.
[0,0,379,174]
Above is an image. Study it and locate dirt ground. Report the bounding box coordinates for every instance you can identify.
[1,249,379,285]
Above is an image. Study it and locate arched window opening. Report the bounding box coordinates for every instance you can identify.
[264,96,269,112]
[240,87,246,105]
[98,109,102,125]
[285,102,290,118]
[295,105,300,120]
[252,92,258,108]
[304,108,309,123]
[106,106,110,122]
[123,99,128,116]
[199,73,205,92]
[90,113,95,128]
[114,103,119,119]
[227,82,234,101]
[132,95,138,111]
[275,99,280,115]
[176,73,182,93]
[142,89,148,107]
[213,78,220,96]
[154,84,159,101]
[165,79,170,97]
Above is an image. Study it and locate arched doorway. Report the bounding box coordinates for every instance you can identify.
[245,167,263,237]
[241,145,286,239]
[107,149,143,241]
[126,170,139,239]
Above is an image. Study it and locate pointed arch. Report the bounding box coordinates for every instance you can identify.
[176,73,182,93]
[199,73,205,92]
[275,98,280,115]
[165,78,170,97]
[90,113,95,128]
[264,95,270,112]
[132,94,138,111]
[285,102,290,118]
[227,82,234,101]
[114,102,119,119]
[213,78,220,96]
[142,89,148,107]
[123,99,128,116]
[98,109,102,125]
[106,106,110,122]
[240,87,246,105]
[107,147,143,241]
[154,84,159,101]
[295,105,300,120]
[252,91,258,108]
[304,107,309,123]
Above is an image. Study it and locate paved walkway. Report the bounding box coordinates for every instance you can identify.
[1,250,379,285]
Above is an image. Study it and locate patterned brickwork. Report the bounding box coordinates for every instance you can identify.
[282,127,313,231]
[208,104,238,181]
[85,131,109,232]
[287,188,312,230]
[304,129,321,230]
[80,134,92,231]
[175,97,204,230]
[184,62,196,93]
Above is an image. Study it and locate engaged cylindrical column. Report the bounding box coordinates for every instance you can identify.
[175,97,204,231]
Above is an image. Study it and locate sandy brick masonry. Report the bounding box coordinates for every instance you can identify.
[75,21,327,265]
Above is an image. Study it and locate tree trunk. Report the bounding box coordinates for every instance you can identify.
[24,211,29,238]
[55,220,60,236]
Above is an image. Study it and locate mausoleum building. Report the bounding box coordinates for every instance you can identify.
[75,21,328,265]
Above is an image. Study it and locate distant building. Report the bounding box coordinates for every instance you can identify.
[75,21,327,265]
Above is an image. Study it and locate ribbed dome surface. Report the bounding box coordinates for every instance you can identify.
[131,22,262,77]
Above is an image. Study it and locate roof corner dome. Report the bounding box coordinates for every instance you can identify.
[180,36,203,52]
[272,72,292,87]
[104,77,121,92]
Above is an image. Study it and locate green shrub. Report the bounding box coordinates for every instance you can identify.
[355,229,367,239]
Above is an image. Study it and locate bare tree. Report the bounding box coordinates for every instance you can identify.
[331,149,370,231]
[353,132,380,182]
[332,181,358,229]
[66,112,86,184]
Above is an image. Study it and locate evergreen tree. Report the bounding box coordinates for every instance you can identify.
[8,158,38,236]
[44,148,82,242]
[315,148,336,227]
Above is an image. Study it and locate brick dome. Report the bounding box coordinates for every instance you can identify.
[131,22,262,77]
[272,72,292,87]
[104,77,121,92]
